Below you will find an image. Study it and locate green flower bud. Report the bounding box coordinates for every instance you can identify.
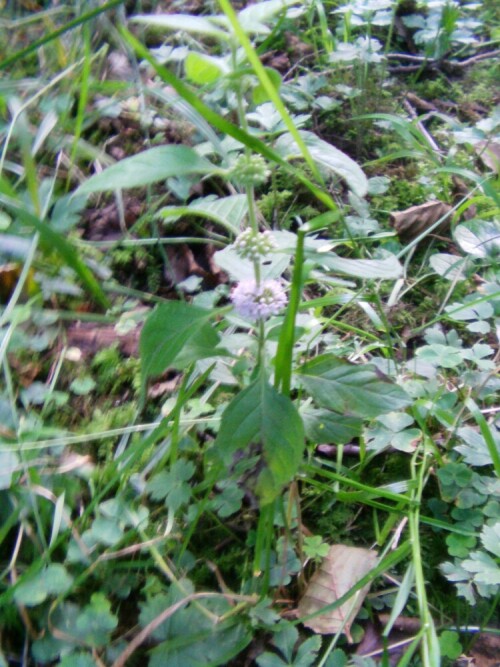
[234,229,277,260]
[231,154,271,187]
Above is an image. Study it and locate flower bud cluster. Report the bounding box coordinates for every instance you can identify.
[231,154,271,187]
[231,279,287,321]
[234,228,277,261]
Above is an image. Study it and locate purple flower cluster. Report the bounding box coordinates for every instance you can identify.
[230,279,287,321]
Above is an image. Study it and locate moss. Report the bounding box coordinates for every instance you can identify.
[91,345,140,396]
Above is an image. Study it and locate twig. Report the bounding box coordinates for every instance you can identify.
[388,48,500,72]
[452,48,500,67]
[403,99,442,156]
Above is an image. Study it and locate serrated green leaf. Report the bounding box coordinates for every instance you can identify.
[439,631,462,660]
[89,517,123,546]
[416,344,463,368]
[294,635,322,667]
[297,355,411,418]
[462,551,500,585]
[314,252,403,279]
[214,243,290,282]
[481,522,500,557]
[212,482,245,518]
[140,302,213,381]
[185,52,226,84]
[14,564,73,607]
[275,130,368,197]
[140,588,250,667]
[446,533,477,558]
[455,426,498,467]
[454,220,500,258]
[238,0,301,34]
[437,462,473,491]
[147,461,195,512]
[214,379,304,503]
[256,650,288,666]
[160,195,248,234]
[149,621,250,667]
[132,13,230,40]
[75,593,118,647]
[300,406,363,444]
[272,624,299,663]
[77,146,216,195]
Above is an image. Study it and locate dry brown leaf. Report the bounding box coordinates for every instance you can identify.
[298,544,378,641]
[390,201,452,242]
[475,141,500,174]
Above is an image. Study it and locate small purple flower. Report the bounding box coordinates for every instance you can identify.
[230,279,287,321]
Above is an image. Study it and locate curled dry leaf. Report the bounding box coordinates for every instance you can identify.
[390,201,452,242]
[475,141,500,174]
[298,544,378,642]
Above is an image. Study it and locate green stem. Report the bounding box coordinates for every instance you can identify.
[274,229,305,395]
[409,444,440,667]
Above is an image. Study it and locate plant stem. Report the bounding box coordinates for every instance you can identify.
[409,443,440,667]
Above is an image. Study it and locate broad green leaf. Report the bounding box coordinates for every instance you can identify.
[445,298,494,322]
[462,551,500,585]
[159,195,248,235]
[75,593,118,647]
[446,533,477,558]
[313,251,403,279]
[14,564,73,606]
[149,621,249,667]
[437,463,472,491]
[214,244,290,281]
[77,146,216,195]
[214,379,305,503]
[238,0,301,33]
[185,52,227,85]
[132,14,229,40]
[140,302,213,382]
[439,631,462,660]
[481,523,500,558]
[172,321,224,368]
[89,517,123,546]
[211,481,245,518]
[429,253,466,280]
[455,426,498,467]
[297,355,411,418]
[268,624,298,663]
[416,344,463,369]
[147,461,195,512]
[140,589,250,667]
[294,635,322,667]
[275,131,368,197]
[300,406,362,444]
[454,220,500,258]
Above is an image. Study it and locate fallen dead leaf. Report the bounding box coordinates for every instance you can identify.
[298,544,378,641]
[475,141,500,174]
[390,201,452,242]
